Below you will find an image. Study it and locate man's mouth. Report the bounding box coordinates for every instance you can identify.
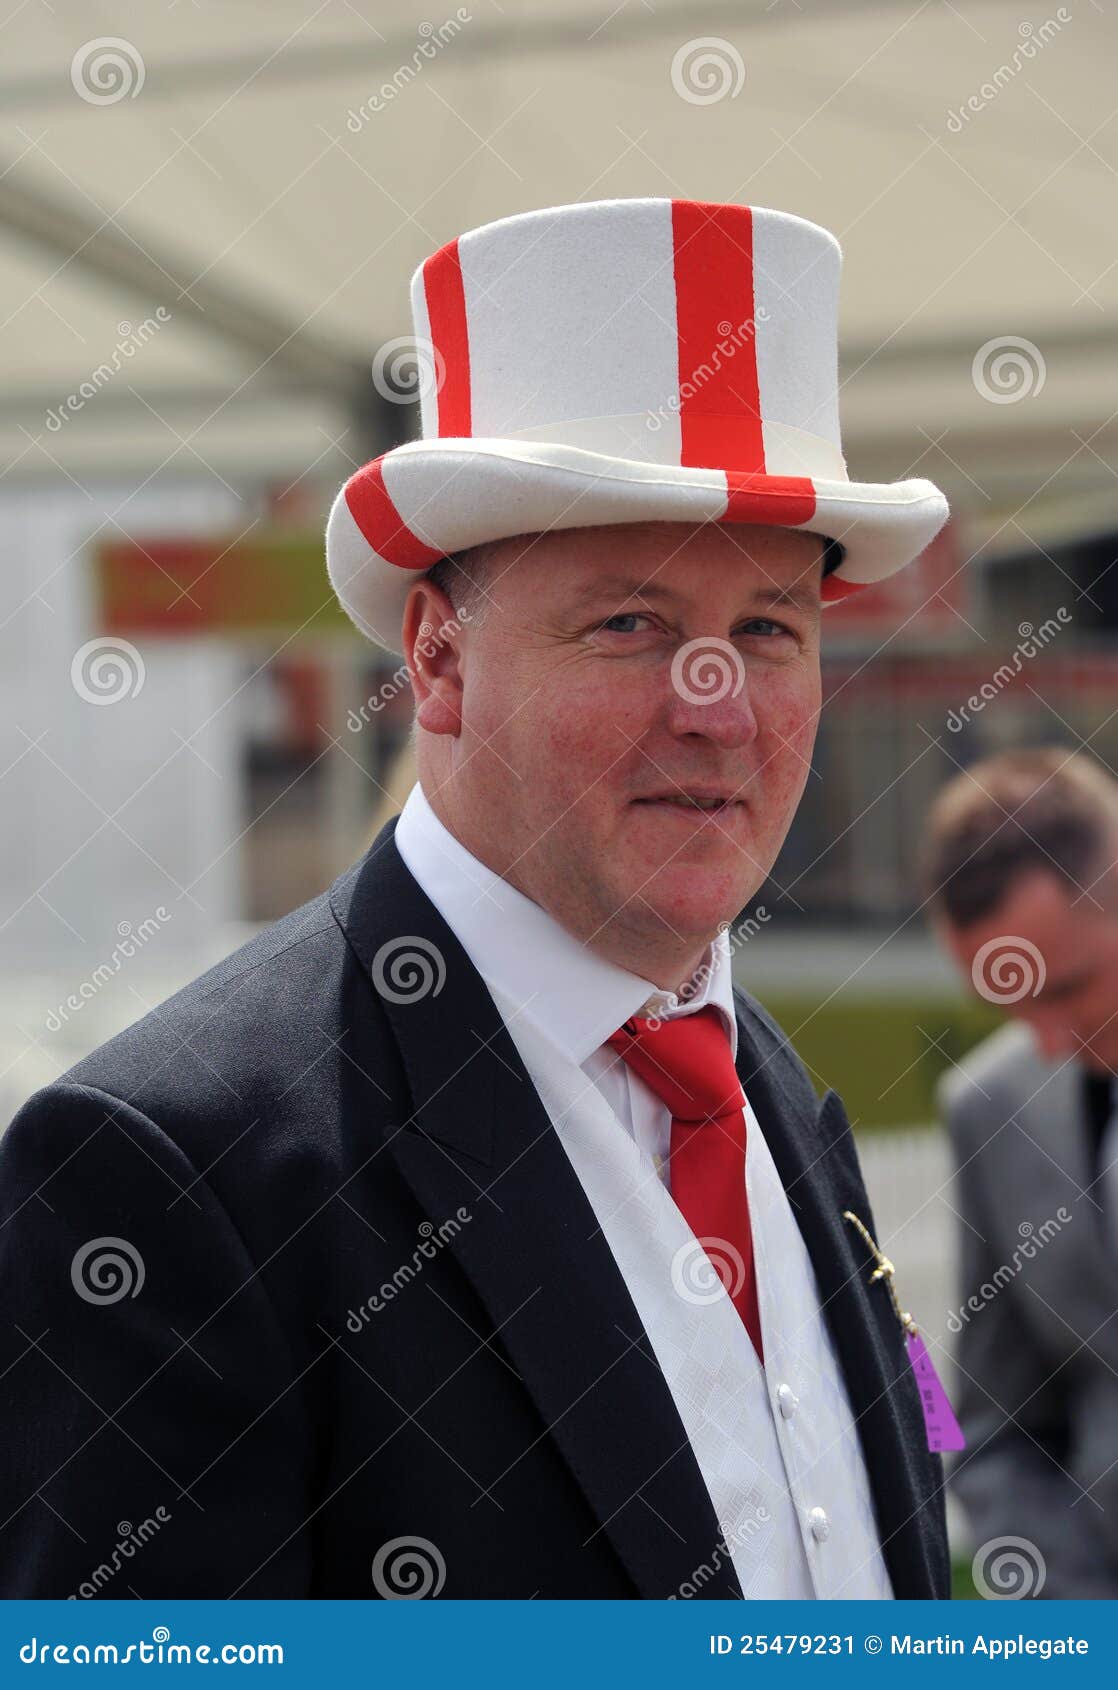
[632,792,743,818]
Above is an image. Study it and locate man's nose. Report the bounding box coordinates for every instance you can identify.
[662,643,760,749]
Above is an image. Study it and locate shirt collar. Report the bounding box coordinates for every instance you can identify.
[392,780,739,1067]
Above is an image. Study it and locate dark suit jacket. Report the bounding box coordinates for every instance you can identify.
[0,819,948,1598]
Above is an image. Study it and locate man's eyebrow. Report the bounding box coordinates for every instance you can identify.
[569,573,821,616]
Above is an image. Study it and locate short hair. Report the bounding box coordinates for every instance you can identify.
[422,541,501,629]
[921,748,1118,927]
[422,529,843,626]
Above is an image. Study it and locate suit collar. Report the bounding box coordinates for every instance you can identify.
[329,816,742,1597]
[329,825,942,1598]
[730,988,946,1599]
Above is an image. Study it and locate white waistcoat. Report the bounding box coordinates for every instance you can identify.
[490,984,894,1600]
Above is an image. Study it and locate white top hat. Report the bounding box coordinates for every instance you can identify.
[326,197,949,652]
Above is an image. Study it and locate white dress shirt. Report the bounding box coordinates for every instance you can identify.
[394,779,893,1599]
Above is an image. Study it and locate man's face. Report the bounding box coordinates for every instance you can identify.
[940,867,1118,1074]
[410,519,824,969]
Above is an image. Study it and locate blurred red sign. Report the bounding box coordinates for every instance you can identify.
[825,516,966,637]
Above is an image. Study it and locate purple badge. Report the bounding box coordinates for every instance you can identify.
[907,1329,966,1452]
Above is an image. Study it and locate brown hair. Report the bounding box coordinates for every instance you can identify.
[423,530,843,625]
[922,748,1118,927]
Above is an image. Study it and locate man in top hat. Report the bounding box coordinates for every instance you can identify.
[0,198,950,1599]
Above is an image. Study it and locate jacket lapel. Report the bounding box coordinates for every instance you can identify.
[329,820,742,1599]
[732,989,945,1598]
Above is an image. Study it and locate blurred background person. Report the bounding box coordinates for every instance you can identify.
[924,749,1118,1598]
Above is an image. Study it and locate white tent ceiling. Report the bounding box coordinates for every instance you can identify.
[2,0,1116,555]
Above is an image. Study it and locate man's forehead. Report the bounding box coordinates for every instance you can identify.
[564,569,823,617]
[494,521,827,606]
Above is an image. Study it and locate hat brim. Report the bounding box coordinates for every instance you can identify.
[326,437,950,651]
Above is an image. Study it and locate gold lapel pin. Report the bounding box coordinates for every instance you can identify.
[842,1210,916,1336]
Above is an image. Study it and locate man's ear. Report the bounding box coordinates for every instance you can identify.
[403,577,466,737]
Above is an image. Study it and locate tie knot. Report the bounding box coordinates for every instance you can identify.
[606,1005,743,1123]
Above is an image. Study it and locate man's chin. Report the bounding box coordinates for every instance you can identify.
[614,868,750,948]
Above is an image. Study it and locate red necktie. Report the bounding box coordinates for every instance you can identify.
[606,1005,764,1362]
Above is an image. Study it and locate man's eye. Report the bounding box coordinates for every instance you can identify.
[597,612,651,634]
[594,613,794,639]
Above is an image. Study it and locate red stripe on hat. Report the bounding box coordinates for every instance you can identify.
[820,574,868,603]
[721,469,816,527]
[671,201,764,473]
[344,458,444,571]
[422,238,472,437]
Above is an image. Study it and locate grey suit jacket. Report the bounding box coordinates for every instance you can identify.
[939,1023,1118,1597]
